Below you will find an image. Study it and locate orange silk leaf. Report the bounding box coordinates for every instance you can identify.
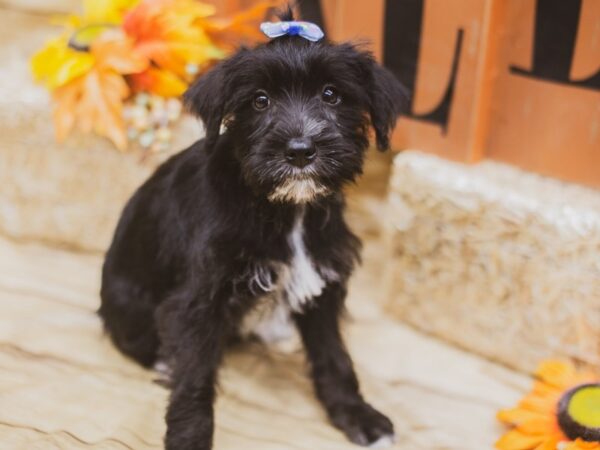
[53,67,131,150]
[201,2,274,49]
[91,31,149,74]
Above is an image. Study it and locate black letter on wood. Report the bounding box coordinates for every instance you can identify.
[383,0,464,133]
[511,0,600,91]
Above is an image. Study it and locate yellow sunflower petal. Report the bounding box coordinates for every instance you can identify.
[496,430,546,450]
[520,392,560,414]
[533,437,560,450]
[536,360,578,389]
[532,381,564,397]
[517,417,557,435]
[498,408,547,425]
[564,439,600,450]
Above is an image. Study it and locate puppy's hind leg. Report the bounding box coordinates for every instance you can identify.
[99,274,161,368]
[158,286,226,450]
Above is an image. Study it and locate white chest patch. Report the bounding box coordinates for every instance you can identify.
[240,210,338,344]
[280,211,326,310]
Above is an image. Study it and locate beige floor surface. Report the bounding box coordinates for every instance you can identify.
[0,153,531,450]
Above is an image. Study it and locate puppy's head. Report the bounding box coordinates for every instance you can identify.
[185,24,407,204]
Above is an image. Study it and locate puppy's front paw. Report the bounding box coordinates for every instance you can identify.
[330,402,395,447]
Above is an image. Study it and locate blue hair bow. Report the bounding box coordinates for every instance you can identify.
[260,21,324,42]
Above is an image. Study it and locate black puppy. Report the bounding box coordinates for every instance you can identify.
[100,11,407,450]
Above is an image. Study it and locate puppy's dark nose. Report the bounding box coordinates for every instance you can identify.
[285,138,316,168]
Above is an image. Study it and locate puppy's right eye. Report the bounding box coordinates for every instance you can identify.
[322,86,340,105]
[253,92,270,111]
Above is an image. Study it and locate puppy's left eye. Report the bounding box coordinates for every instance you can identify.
[253,92,270,111]
[322,86,340,105]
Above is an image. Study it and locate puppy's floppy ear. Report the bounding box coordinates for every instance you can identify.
[368,63,409,151]
[184,50,246,151]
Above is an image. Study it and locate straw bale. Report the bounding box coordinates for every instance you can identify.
[0,104,200,252]
[384,151,600,373]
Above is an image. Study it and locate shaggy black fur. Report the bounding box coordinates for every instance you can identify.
[99,13,407,450]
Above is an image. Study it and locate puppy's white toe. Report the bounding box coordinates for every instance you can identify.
[369,434,395,449]
[153,360,173,385]
[153,361,171,375]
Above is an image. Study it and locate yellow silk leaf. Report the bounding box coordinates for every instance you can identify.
[31,37,94,90]
[83,0,141,24]
[35,0,275,149]
[168,0,216,19]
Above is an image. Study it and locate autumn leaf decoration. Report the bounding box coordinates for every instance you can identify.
[51,32,148,150]
[32,0,274,150]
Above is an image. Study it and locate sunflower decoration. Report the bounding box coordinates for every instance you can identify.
[497,360,600,450]
[31,0,274,151]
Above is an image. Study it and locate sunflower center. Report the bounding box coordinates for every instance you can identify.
[557,383,600,442]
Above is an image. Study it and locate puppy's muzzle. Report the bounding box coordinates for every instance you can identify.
[285,137,316,168]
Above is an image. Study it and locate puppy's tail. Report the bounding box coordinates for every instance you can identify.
[99,276,161,368]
